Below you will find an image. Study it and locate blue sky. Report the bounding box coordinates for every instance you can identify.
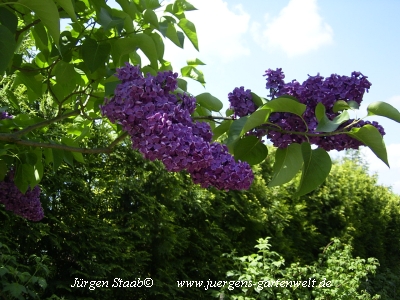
[159,0,400,194]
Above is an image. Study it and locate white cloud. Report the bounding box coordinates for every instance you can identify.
[162,0,251,67]
[251,0,333,57]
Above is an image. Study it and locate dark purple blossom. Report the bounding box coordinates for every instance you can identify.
[263,68,383,151]
[0,170,43,221]
[228,86,256,117]
[101,63,253,190]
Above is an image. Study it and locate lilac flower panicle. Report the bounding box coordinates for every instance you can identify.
[101,64,254,190]
[228,86,256,117]
[0,170,44,221]
[263,68,384,151]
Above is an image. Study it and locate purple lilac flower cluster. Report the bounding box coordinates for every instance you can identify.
[0,111,43,221]
[263,68,385,150]
[0,170,44,221]
[228,86,257,117]
[101,63,253,190]
[229,68,385,151]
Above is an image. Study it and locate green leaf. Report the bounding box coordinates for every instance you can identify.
[296,143,332,197]
[233,135,268,165]
[104,77,121,96]
[315,103,350,132]
[61,137,84,163]
[227,116,248,147]
[110,34,158,68]
[15,72,44,99]
[52,148,64,171]
[348,124,389,167]
[212,120,232,141]
[194,106,211,117]
[54,0,77,21]
[241,108,271,135]
[14,164,35,193]
[251,92,266,107]
[98,7,125,31]
[150,32,164,60]
[159,21,183,48]
[43,148,53,165]
[177,78,187,91]
[18,0,60,46]
[367,101,400,123]
[0,7,18,34]
[33,148,43,185]
[173,0,197,13]
[0,25,16,74]
[116,0,140,19]
[32,23,50,54]
[268,143,303,187]
[186,58,205,66]
[144,0,161,9]
[143,9,159,28]
[63,150,74,167]
[178,18,198,50]
[195,93,223,112]
[54,61,79,85]
[3,282,27,298]
[181,66,205,85]
[333,100,358,113]
[82,38,111,73]
[263,96,306,116]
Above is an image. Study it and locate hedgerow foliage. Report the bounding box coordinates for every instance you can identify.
[1,143,400,299]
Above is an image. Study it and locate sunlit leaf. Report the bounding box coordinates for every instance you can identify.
[348,124,389,167]
[18,0,60,46]
[268,143,303,187]
[233,135,268,165]
[367,101,400,123]
[195,93,223,112]
[296,143,332,197]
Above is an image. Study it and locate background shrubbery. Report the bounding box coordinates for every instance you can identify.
[1,144,400,299]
